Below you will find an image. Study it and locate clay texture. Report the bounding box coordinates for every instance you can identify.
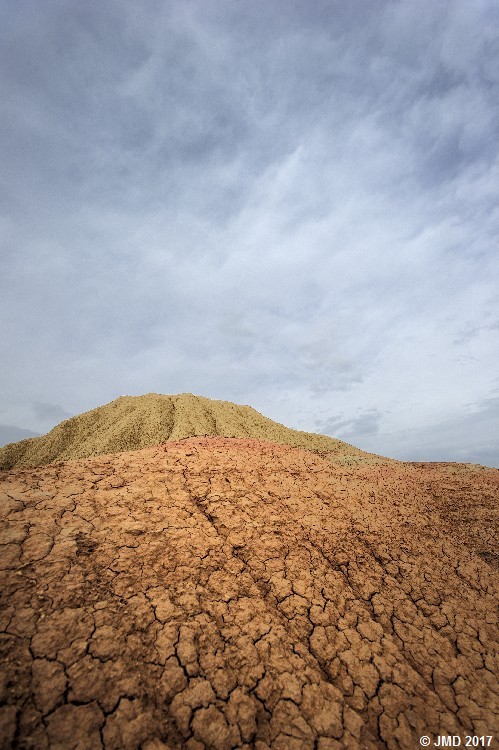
[0,437,497,749]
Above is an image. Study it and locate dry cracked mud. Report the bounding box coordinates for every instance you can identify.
[0,437,498,749]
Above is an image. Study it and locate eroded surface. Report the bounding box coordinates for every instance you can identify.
[0,394,367,471]
[0,438,498,749]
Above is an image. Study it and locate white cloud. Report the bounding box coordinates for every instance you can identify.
[0,0,497,466]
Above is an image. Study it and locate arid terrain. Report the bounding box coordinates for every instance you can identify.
[0,394,366,472]
[0,397,498,749]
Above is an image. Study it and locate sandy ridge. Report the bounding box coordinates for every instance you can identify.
[0,394,368,471]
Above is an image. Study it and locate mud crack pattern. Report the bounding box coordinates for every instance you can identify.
[0,438,498,749]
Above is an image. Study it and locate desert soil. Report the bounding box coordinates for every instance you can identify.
[0,437,498,749]
[0,394,366,472]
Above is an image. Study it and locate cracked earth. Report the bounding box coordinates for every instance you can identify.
[0,437,498,749]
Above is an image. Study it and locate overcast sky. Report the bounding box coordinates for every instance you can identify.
[1,0,498,467]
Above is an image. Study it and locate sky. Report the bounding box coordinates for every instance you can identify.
[1,0,498,467]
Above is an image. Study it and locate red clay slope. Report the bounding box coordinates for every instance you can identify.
[0,437,498,749]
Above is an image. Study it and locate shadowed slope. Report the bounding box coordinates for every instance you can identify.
[0,393,369,470]
[0,437,497,749]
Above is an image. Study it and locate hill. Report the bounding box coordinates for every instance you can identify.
[0,437,497,748]
[0,393,370,470]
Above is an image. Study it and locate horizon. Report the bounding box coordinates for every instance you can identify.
[0,390,495,468]
[1,1,498,468]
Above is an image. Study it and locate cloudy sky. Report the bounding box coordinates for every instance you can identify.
[1,0,498,467]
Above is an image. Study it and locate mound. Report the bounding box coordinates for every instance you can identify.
[0,438,497,749]
[0,393,369,471]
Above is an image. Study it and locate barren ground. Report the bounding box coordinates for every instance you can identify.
[0,437,498,749]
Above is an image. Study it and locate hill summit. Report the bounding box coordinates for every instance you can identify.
[0,393,369,470]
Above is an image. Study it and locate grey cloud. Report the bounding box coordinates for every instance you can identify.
[453,318,499,346]
[32,402,71,423]
[316,409,383,440]
[0,1,498,465]
[296,342,366,393]
[0,425,41,448]
[355,396,499,469]
[309,373,365,396]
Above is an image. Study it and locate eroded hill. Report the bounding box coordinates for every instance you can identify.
[0,394,368,471]
[0,437,497,749]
